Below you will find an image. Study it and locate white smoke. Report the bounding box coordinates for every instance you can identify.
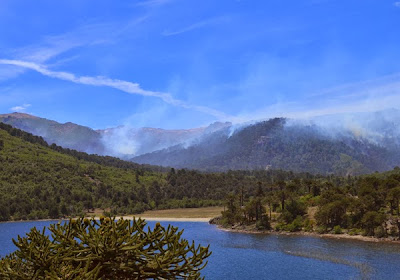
[285,108,400,147]
[100,126,140,156]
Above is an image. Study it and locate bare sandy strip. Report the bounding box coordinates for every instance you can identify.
[5,207,219,223]
[86,207,223,223]
[120,207,223,222]
[119,216,211,222]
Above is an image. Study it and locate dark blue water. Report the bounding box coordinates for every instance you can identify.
[1,221,400,279]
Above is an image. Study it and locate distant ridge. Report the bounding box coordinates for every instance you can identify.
[0,112,232,157]
[0,112,39,119]
[2,110,400,175]
[0,112,105,155]
[133,113,400,175]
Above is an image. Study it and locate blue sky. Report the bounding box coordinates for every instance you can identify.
[1,0,400,129]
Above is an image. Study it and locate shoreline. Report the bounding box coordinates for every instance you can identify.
[0,206,223,224]
[214,224,400,244]
[0,218,68,224]
[0,216,211,224]
[5,217,400,244]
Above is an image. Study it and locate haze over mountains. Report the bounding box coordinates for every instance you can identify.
[1,109,400,175]
[98,121,232,156]
[0,112,231,157]
[0,113,104,155]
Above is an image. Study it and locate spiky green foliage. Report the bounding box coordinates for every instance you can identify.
[0,217,211,279]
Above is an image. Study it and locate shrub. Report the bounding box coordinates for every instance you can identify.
[389,227,398,237]
[348,228,362,236]
[333,225,342,234]
[316,226,328,234]
[256,214,271,230]
[374,226,386,238]
[303,218,315,232]
[0,217,211,279]
[283,216,303,232]
[274,222,285,231]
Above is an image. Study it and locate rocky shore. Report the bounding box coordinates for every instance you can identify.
[209,216,400,244]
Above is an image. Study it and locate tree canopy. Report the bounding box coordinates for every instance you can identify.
[0,217,211,279]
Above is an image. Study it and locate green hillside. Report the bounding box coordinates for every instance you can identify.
[0,123,167,220]
[0,122,268,221]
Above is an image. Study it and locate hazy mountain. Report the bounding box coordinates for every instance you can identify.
[133,110,400,175]
[2,110,400,175]
[0,113,105,154]
[0,112,231,157]
[97,121,231,157]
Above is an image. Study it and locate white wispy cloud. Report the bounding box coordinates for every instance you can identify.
[394,2,400,7]
[10,103,31,112]
[0,59,231,120]
[11,26,104,64]
[162,17,226,36]
[0,22,119,83]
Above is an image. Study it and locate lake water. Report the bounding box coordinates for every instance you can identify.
[1,220,400,279]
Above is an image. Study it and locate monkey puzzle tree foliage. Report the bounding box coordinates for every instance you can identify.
[0,217,211,279]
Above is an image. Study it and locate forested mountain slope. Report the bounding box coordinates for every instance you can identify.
[4,111,400,175]
[0,123,169,220]
[133,118,400,175]
[0,122,290,221]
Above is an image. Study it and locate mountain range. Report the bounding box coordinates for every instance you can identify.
[0,112,230,157]
[1,109,400,175]
[0,113,105,155]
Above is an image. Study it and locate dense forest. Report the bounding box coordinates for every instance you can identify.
[2,121,400,239]
[217,167,400,238]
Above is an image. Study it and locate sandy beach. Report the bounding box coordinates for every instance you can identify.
[120,216,210,222]
[121,207,223,222]
[83,206,223,223]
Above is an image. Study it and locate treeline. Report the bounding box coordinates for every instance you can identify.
[220,168,400,238]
